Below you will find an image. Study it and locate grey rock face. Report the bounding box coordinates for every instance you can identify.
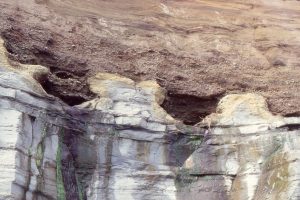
[0,39,300,200]
[182,94,300,200]
[0,69,203,200]
[0,108,59,200]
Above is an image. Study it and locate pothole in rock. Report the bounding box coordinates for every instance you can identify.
[41,68,96,106]
[162,93,220,125]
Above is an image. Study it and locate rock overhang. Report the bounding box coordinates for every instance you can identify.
[1,34,300,199]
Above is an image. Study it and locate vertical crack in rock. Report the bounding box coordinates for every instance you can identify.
[59,127,85,200]
[165,132,203,167]
[23,115,36,198]
[56,128,66,200]
[35,123,48,192]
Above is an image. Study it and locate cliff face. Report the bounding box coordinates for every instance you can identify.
[1,0,300,199]
[1,38,300,200]
[1,0,300,124]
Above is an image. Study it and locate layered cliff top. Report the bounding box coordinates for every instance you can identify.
[1,0,300,124]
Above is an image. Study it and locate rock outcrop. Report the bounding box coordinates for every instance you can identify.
[1,0,300,121]
[0,37,300,199]
[0,38,203,199]
[181,93,300,199]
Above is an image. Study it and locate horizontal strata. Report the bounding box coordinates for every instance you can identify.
[1,0,300,118]
[0,42,300,199]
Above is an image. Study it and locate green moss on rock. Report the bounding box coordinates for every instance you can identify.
[35,124,48,171]
[56,128,66,200]
[175,168,198,189]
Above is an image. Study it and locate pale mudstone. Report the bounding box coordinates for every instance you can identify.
[86,72,176,124]
[238,124,270,134]
[0,109,23,199]
[136,80,166,105]
[200,93,283,127]
[0,87,16,99]
[0,38,49,95]
[88,73,135,101]
[118,130,165,141]
[183,142,239,176]
[111,102,147,116]
[141,121,166,132]
[183,94,300,200]
[0,105,59,199]
[115,116,145,126]
[0,150,18,197]
[176,175,234,200]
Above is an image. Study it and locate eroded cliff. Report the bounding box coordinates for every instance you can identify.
[1,0,300,124]
[0,37,300,199]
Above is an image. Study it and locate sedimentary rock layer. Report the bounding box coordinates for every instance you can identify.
[0,0,300,121]
[0,40,300,199]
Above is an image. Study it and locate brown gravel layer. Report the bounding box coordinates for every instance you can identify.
[0,0,300,123]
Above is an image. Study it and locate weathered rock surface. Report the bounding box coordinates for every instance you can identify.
[0,41,203,199]
[1,38,300,199]
[183,93,300,200]
[0,71,200,199]
[1,0,300,122]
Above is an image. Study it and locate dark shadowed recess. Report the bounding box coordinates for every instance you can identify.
[41,68,96,106]
[1,29,96,106]
[162,93,220,125]
[2,29,219,117]
[3,42,95,106]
